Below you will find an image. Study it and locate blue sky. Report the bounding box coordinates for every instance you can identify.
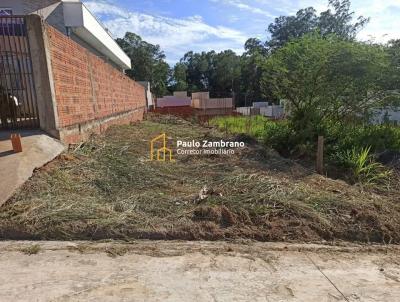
[83,0,400,65]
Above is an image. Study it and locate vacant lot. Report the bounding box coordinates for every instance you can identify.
[0,115,399,243]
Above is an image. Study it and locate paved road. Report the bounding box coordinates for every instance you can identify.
[0,241,399,302]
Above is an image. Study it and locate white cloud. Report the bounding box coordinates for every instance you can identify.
[210,0,274,17]
[84,1,248,64]
[251,0,400,43]
[352,0,400,43]
[84,0,400,65]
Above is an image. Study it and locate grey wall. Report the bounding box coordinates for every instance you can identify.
[1,1,61,19]
[1,0,67,34]
[25,15,59,137]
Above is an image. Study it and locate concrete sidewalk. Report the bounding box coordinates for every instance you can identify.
[0,130,65,205]
[0,241,398,301]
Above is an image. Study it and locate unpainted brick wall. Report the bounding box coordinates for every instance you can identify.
[152,106,194,118]
[46,24,145,142]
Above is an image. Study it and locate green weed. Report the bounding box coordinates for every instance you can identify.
[339,146,392,185]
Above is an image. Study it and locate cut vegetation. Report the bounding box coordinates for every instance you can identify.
[0,114,399,243]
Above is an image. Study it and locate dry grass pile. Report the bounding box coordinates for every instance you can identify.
[0,114,399,243]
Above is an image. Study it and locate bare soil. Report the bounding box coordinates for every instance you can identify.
[0,114,399,243]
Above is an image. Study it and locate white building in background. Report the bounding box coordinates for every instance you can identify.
[372,108,400,125]
[259,105,284,119]
[235,102,285,119]
[138,82,154,109]
[235,107,260,116]
[252,102,269,109]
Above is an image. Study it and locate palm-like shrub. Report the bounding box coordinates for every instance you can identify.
[339,146,392,185]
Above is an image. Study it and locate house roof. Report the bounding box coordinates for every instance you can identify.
[62,0,131,69]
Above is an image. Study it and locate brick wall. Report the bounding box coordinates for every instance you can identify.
[46,25,145,144]
[152,106,194,118]
[151,106,237,121]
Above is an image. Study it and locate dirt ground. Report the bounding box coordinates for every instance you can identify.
[0,115,399,243]
[0,240,399,301]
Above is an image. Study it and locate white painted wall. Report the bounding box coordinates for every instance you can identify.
[372,108,400,125]
[235,107,260,116]
[236,105,284,118]
[260,105,284,119]
[252,102,269,108]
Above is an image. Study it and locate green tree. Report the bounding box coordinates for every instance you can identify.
[387,39,400,66]
[179,51,215,92]
[318,0,369,38]
[170,62,188,91]
[261,34,393,135]
[116,32,170,97]
[239,38,270,105]
[211,50,241,96]
[175,50,241,97]
[386,39,400,93]
[268,7,318,50]
[267,0,369,50]
[244,38,268,56]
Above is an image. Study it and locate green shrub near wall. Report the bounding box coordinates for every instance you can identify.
[210,116,400,180]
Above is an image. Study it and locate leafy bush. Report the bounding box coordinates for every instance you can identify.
[211,115,399,185]
[327,123,400,155]
[262,120,296,153]
[334,146,392,185]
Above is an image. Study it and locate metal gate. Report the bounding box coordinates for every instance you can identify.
[0,16,39,129]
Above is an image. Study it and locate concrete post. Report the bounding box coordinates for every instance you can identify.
[25,15,59,138]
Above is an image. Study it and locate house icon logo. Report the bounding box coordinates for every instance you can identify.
[150,133,174,161]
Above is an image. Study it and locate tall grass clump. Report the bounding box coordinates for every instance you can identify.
[210,115,271,139]
[334,146,392,185]
[211,115,399,186]
[326,123,400,155]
